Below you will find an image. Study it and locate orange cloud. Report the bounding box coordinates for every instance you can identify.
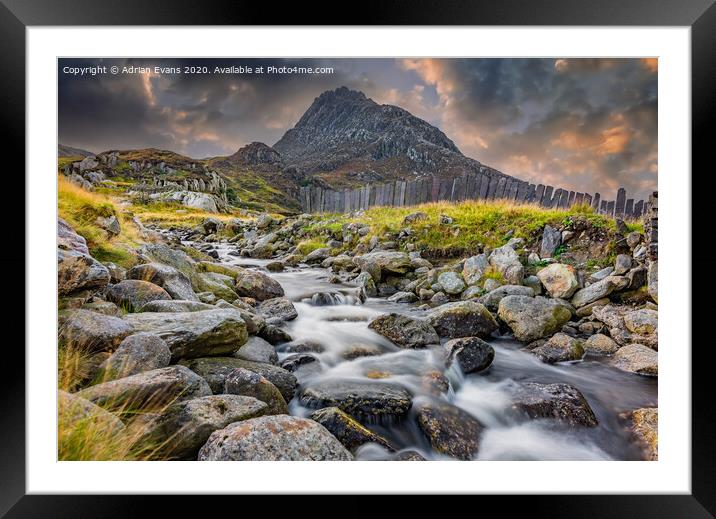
[641,58,658,72]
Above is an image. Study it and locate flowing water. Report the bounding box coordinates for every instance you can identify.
[209,242,657,461]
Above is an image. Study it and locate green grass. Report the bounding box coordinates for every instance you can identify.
[296,238,327,255]
[313,199,621,257]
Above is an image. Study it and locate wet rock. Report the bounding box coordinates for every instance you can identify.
[537,263,579,299]
[59,309,134,352]
[58,390,125,437]
[128,262,198,301]
[257,324,293,345]
[198,415,353,461]
[139,300,215,312]
[234,336,278,365]
[427,301,498,339]
[443,337,495,374]
[193,272,238,302]
[234,269,284,301]
[257,297,298,324]
[280,353,320,372]
[310,407,394,452]
[106,280,172,312]
[300,380,412,418]
[488,245,524,285]
[511,382,598,427]
[224,367,288,415]
[99,333,171,380]
[181,357,297,401]
[416,400,484,460]
[540,225,562,258]
[625,407,658,460]
[438,271,466,295]
[584,333,620,355]
[497,295,572,342]
[611,344,657,376]
[76,365,211,411]
[58,249,110,295]
[478,284,534,311]
[529,332,584,364]
[342,343,382,360]
[266,261,284,272]
[123,308,248,361]
[284,341,325,354]
[571,276,629,308]
[392,450,426,461]
[368,313,439,348]
[387,291,418,303]
[142,395,268,460]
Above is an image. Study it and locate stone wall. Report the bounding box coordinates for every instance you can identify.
[299,172,647,218]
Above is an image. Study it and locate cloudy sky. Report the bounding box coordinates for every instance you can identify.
[59,57,657,198]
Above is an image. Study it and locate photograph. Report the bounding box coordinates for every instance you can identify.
[55,57,660,462]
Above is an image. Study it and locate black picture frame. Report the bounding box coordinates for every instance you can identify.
[3,0,712,515]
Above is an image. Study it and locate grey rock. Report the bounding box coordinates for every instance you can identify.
[438,271,466,295]
[387,291,418,303]
[540,225,562,258]
[58,249,110,295]
[58,390,125,437]
[310,407,393,452]
[478,284,534,311]
[59,309,134,352]
[497,295,572,342]
[529,332,584,364]
[234,336,278,365]
[427,301,499,339]
[523,275,542,295]
[430,291,449,305]
[368,313,439,348]
[123,309,248,361]
[139,300,215,312]
[257,297,298,324]
[443,337,495,373]
[106,280,172,312]
[99,333,171,380]
[483,278,502,292]
[614,254,633,275]
[416,400,484,460]
[58,218,90,255]
[300,380,412,418]
[488,245,524,285]
[234,269,284,301]
[76,365,212,411]
[536,263,579,299]
[198,415,353,461]
[354,271,378,297]
[511,382,598,427]
[462,254,489,285]
[584,333,620,355]
[128,263,198,301]
[279,353,320,372]
[224,367,288,415]
[647,261,658,303]
[611,343,658,376]
[305,247,331,263]
[571,276,628,308]
[353,251,412,281]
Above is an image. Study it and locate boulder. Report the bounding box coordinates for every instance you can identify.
[611,344,658,376]
[106,280,172,312]
[96,215,121,236]
[540,225,562,258]
[588,267,614,283]
[571,276,628,308]
[536,263,579,299]
[123,309,248,361]
[584,333,620,355]
[193,272,238,302]
[258,324,293,346]
[575,298,610,317]
[305,247,330,263]
[58,249,110,295]
[353,251,412,281]
[128,263,198,301]
[141,244,197,280]
[234,336,278,365]
[614,254,633,275]
[510,382,598,427]
[59,309,134,352]
[224,367,288,415]
[234,269,284,301]
[415,401,484,460]
[497,296,572,342]
[403,211,428,224]
[139,300,215,313]
[625,407,658,460]
[257,297,298,324]
[427,301,498,339]
[58,218,90,255]
[181,357,297,402]
[438,271,466,295]
[58,390,125,437]
[443,337,495,374]
[300,380,412,418]
[310,407,393,452]
[280,353,320,373]
[478,284,534,311]
[387,291,419,303]
[462,254,489,285]
[142,395,268,460]
[529,333,584,364]
[523,275,542,295]
[488,245,524,285]
[98,333,171,380]
[392,450,427,461]
[82,300,120,316]
[354,271,378,297]
[198,415,353,461]
[623,309,658,335]
[76,365,211,411]
[368,313,439,348]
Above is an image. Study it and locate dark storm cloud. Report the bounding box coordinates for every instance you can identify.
[58,57,657,198]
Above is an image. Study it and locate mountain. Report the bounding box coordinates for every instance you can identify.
[58,144,95,158]
[272,86,500,189]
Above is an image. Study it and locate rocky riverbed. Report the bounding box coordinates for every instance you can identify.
[58,209,658,461]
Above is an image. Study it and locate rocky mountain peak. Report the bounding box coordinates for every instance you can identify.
[229,142,282,166]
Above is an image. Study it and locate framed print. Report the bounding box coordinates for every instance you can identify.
[4,0,714,515]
